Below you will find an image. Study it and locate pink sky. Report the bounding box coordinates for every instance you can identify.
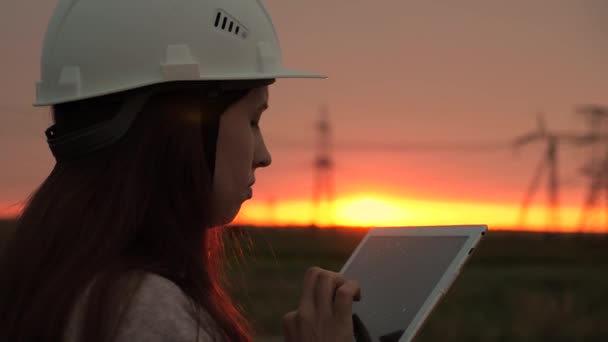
[1,1,607,229]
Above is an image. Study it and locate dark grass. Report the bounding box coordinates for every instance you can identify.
[222,226,608,341]
[2,219,607,341]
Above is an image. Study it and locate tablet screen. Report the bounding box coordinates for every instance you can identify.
[342,236,468,342]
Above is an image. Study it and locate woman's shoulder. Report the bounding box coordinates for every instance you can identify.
[114,272,220,341]
[66,272,220,342]
[130,272,192,312]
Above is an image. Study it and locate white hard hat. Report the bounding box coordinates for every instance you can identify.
[34,0,325,106]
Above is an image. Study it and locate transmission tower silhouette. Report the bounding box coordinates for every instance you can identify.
[576,104,608,233]
[512,112,591,232]
[312,105,335,226]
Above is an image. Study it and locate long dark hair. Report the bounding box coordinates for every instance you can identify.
[0,81,261,341]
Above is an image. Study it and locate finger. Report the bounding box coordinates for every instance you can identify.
[315,271,346,318]
[282,311,298,342]
[333,280,361,320]
[299,266,322,314]
[353,287,362,302]
[332,274,360,302]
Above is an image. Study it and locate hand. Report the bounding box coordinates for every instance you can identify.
[282,266,361,342]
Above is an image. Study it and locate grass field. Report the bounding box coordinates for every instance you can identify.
[2,220,608,341]
[222,226,608,341]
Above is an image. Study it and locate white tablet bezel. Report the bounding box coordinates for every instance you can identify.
[339,224,487,342]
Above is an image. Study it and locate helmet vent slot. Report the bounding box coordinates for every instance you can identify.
[214,12,221,27]
[214,9,247,39]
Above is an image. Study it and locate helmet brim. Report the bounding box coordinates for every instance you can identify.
[34,68,327,106]
[268,68,327,79]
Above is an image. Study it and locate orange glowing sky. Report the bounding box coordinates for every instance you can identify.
[1,1,608,233]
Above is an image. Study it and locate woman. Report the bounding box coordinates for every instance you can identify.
[0,0,361,341]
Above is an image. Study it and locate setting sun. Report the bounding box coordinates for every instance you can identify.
[232,192,599,233]
[334,195,411,227]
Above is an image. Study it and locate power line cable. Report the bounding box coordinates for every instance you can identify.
[272,139,512,153]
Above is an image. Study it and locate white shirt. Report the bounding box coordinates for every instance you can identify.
[64,273,221,341]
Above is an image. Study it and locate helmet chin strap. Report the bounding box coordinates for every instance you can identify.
[45,90,155,163]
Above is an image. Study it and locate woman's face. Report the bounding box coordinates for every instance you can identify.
[211,86,272,225]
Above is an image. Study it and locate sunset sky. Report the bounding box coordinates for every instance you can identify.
[1,1,607,232]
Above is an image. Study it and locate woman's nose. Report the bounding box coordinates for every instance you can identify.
[254,137,272,168]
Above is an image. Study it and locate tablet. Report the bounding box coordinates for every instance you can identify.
[339,224,487,342]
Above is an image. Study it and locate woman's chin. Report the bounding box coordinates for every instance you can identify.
[212,206,242,227]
